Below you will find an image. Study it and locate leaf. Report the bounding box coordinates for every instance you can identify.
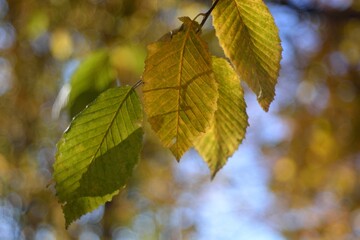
[195,57,248,178]
[54,86,143,227]
[212,0,282,111]
[142,17,218,160]
[68,49,116,118]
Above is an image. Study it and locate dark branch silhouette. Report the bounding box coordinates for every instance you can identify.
[267,0,360,20]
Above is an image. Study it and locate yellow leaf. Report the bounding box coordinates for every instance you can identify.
[143,17,218,160]
[212,0,282,111]
[195,57,248,178]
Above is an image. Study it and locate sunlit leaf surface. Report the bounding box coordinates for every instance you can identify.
[54,86,143,227]
[195,57,248,178]
[212,0,282,111]
[143,17,218,160]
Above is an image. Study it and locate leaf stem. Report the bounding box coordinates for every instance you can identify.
[132,79,144,89]
[196,0,221,33]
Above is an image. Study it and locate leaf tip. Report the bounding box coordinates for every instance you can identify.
[65,221,71,229]
[258,94,275,112]
[62,205,75,229]
[261,103,270,112]
[210,170,220,181]
[256,85,276,112]
[178,16,191,23]
[171,147,183,162]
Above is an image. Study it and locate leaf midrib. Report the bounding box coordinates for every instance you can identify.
[234,1,263,74]
[84,88,133,178]
[175,22,193,157]
[56,88,135,200]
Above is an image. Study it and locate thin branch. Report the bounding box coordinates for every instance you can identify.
[196,0,221,33]
[267,0,360,20]
[132,79,143,89]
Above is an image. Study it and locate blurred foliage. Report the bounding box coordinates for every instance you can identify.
[67,49,116,118]
[266,1,360,239]
[1,0,360,239]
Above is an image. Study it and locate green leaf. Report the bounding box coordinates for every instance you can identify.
[212,0,282,111]
[68,49,116,118]
[142,17,218,160]
[195,57,248,178]
[54,86,143,227]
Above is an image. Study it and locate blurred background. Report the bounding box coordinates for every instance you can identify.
[1,0,360,239]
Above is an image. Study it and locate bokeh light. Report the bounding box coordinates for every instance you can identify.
[1,0,360,239]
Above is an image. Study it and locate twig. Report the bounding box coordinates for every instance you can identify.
[196,0,221,33]
[268,0,360,20]
[132,79,144,89]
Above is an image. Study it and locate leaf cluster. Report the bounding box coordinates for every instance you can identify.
[53,0,282,227]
